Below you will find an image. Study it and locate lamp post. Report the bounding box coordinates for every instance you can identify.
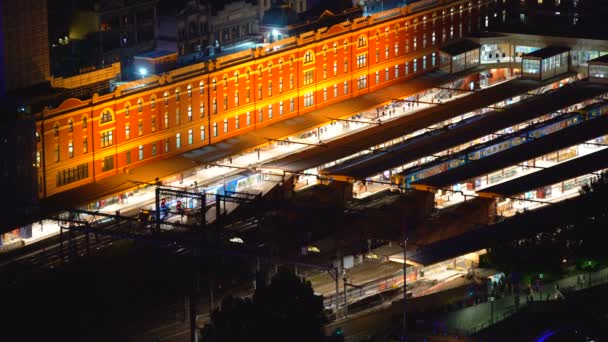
[401,217,408,342]
[489,296,495,325]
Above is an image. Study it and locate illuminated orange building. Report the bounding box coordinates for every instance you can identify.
[35,0,496,199]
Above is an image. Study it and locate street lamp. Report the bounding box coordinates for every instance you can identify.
[489,296,495,325]
[138,67,148,79]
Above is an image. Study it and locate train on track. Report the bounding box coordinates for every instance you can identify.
[390,100,608,189]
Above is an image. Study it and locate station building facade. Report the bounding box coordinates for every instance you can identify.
[35,0,497,199]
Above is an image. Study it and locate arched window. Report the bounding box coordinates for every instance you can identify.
[68,119,73,132]
[100,110,113,124]
[258,65,263,77]
[358,35,367,47]
[289,56,294,67]
[125,103,130,117]
[344,40,348,51]
[150,96,156,109]
[163,91,169,105]
[175,88,180,101]
[223,75,228,87]
[82,116,87,129]
[333,42,338,54]
[268,62,272,76]
[304,51,314,64]
[323,45,327,57]
[234,71,239,84]
[212,78,217,91]
[246,69,251,80]
[138,98,143,112]
[279,59,283,70]
[199,80,204,94]
[53,123,59,136]
[187,84,192,97]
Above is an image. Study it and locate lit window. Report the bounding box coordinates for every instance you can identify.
[213,122,218,137]
[357,54,367,69]
[304,93,314,107]
[224,119,228,133]
[268,105,273,119]
[188,106,192,121]
[139,145,144,160]
[82,116,87,129]
[125,123,130,140]
[200,126,205,141]
[138,99,143,112]
[176,133,181,149]
[68,141,74,158]
[101,130,113,148]
[68,120,73,132]
[357,75,367,90]
[138,121,143,136]
[188,129,193,144]
[187,84,192,97]
[304,70,314,85]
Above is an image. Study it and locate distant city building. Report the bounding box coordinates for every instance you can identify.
[157,0,260,58]
[0,0,51,93]
[49,0,157,79]
[260,0,359,42]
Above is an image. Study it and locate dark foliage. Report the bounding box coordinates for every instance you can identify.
[206,267,326,342]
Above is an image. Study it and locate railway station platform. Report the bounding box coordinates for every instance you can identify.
[330,78,607,180]
[413,116,608,190]
[262,74,548,174]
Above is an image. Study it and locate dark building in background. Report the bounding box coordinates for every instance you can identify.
[1,0,51,92]
[49,0,157,79]
[157,0,260,58]
[260,0,361,42]
[0,0,49,243]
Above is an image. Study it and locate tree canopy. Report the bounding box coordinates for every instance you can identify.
[205,267,326,342]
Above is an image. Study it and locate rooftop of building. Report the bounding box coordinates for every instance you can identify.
[588,54,608,65]
[439,39,481,56]
[135,49,178,59]
[522,46,571,60]
[489,8,608,41]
